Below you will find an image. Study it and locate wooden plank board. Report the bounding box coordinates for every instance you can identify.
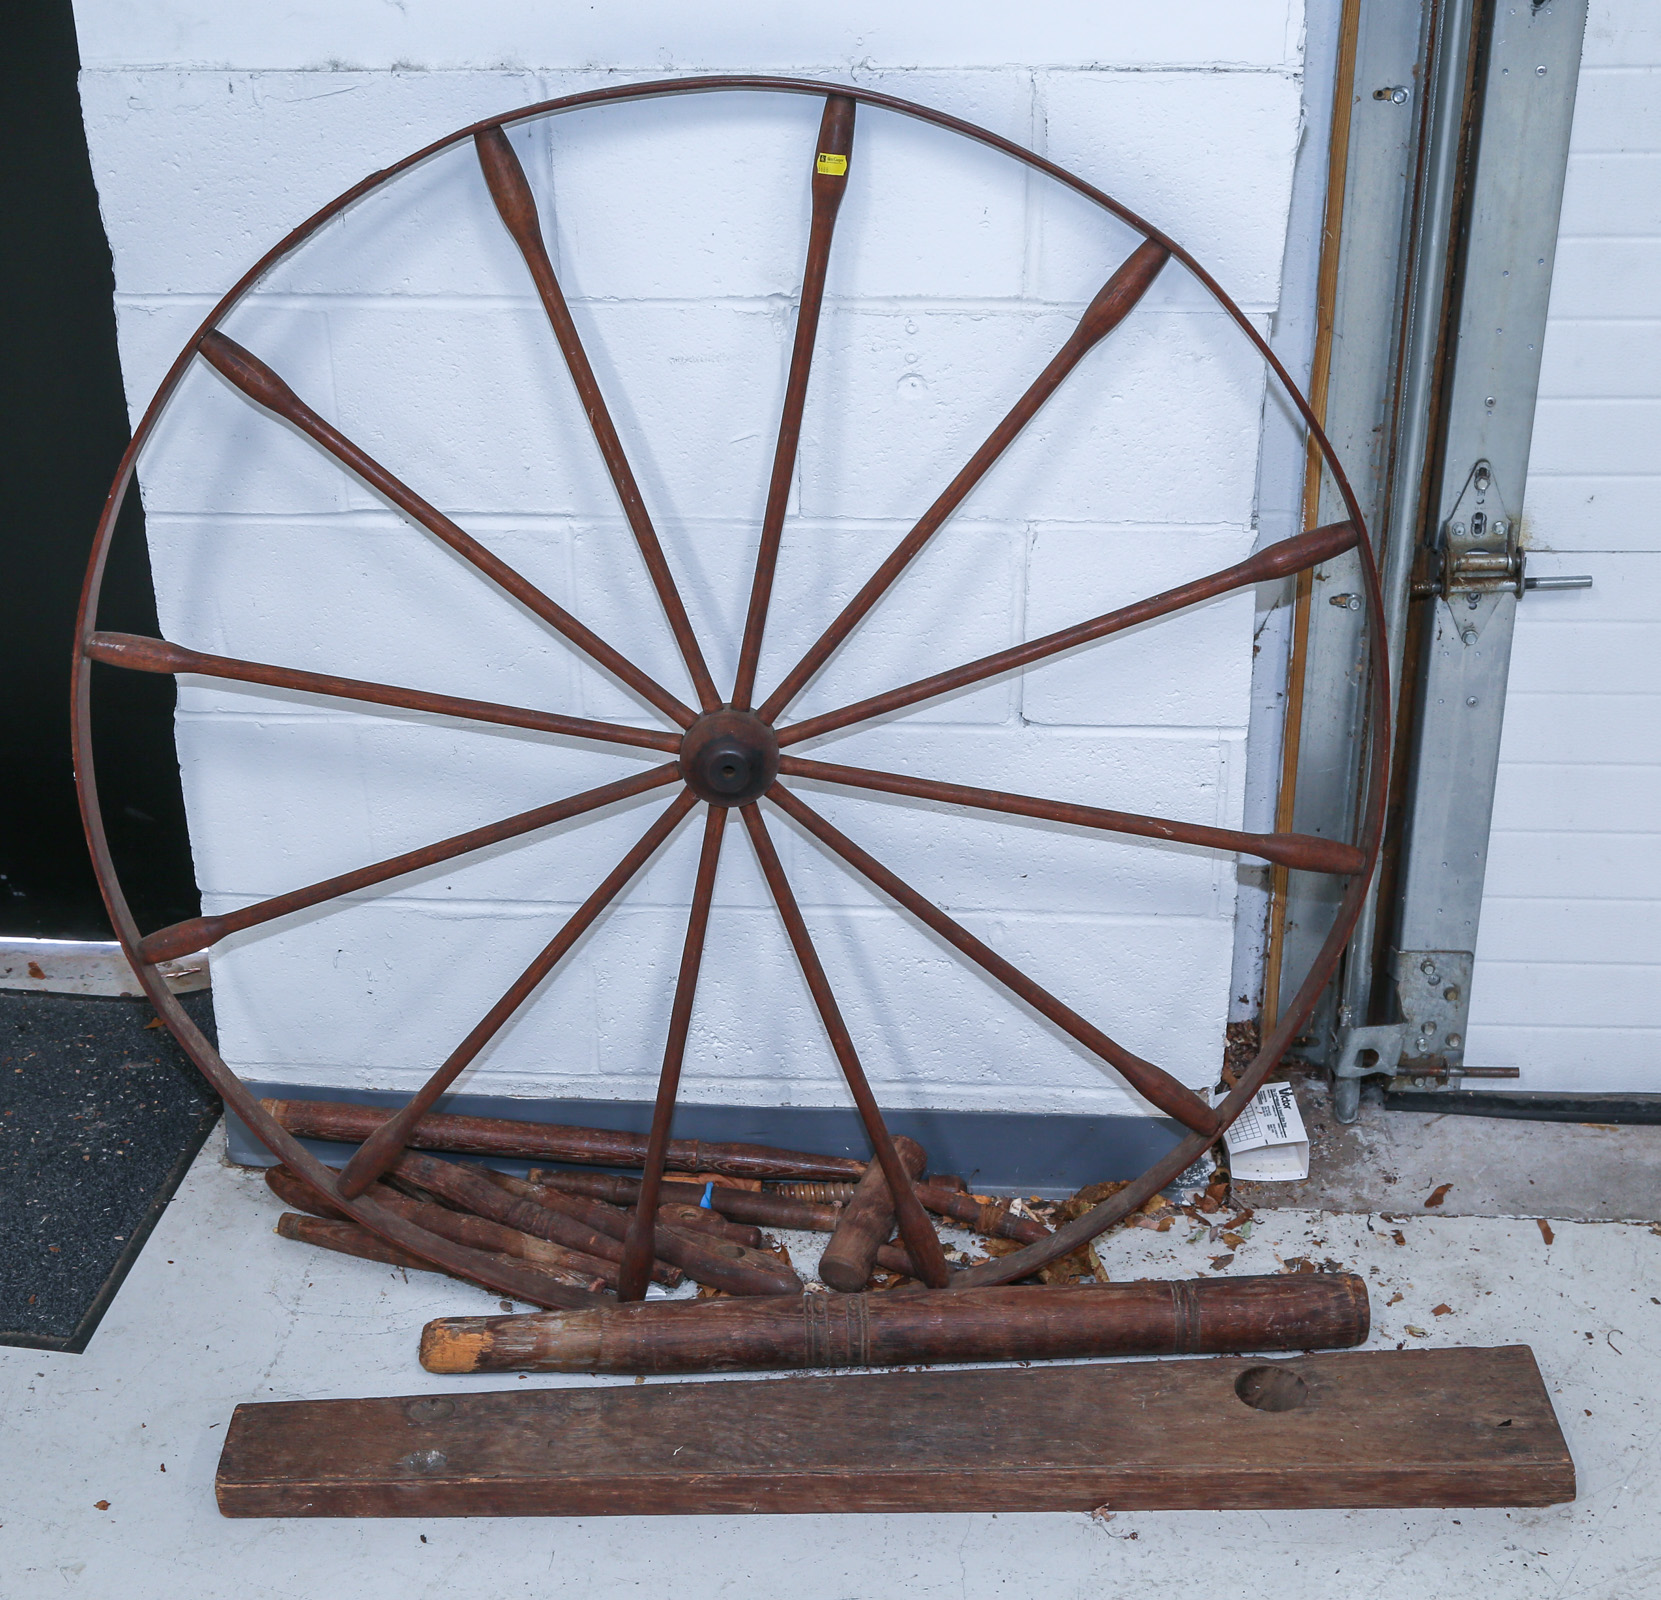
[215,1345,1573,1517]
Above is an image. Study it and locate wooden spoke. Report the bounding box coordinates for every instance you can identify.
[135,763,680,965]
[740,804,952,1287]
[778,520,1360,748]
[196,330,694,728]
[337,788,698,1196]
[779,755,1367,876]
[769,785,1221,1136]
[731,95,856,711]
[756,240,1170,724]
[474,127,721,714]
[617,804,729,1300]
[87,631,680,754]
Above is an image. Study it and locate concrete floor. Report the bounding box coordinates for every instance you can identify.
[4,1133,1661,1599]
[1237,1082,1661,1222]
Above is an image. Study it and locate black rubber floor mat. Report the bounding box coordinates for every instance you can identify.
[0,989,220,1352]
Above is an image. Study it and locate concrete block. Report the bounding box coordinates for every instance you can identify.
[800,306,1264,527]
[172,711,675,903]
[142,513,585,715]
[70,3,1304,74]
[772,770,1227,920]
[128,306,348,518]
[1035,71,1303,311]
[77,70,545,297]
[1020,525,1256,728]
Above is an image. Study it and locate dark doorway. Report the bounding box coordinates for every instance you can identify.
[2,0,199,937]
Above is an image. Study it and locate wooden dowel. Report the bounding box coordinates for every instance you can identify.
[274,1214,582,1309]
[527,1167,843,1234]
[820,1136,929,1292]
[485,1171,801,1298]
[393,1151,682,1288]
[265,1167,615,1293]
[420,1274,1372,1375]
[913,1184,1052,1246]
[655,1202,765,1251]
[262,1098,865,1180]
[772,1181,857,1204]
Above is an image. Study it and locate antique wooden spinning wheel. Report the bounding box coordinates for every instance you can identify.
[73,77,1388,1304]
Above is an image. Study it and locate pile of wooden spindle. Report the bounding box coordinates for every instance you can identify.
[259,1098,1370,1375]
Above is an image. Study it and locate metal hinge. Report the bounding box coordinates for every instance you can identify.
[1413,460,1591,624]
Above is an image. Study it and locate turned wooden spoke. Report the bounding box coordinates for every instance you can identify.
[87,631,680,754]
[757,240,1170,724]
[769,786,1221,1135]
[196,331,693,727]
[135,763,680,965]
[731,96,855,711]
[474,127,720,714]
[778,756,1366,876]
[337,788,698,1196]
[617,804,729,1300]
[779,520,1360,747]
[741,804,952,1287]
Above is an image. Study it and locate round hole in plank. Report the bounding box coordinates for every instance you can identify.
[1234,1365,1309,1412]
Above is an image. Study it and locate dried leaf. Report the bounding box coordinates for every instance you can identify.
[1404,1324,1429,1338]
[144,1017,167,1030]
[1537,1218,1555,1246]
[1392,1230,1407,1246]
[94,1500,110,1511]
[1432,1304,1453,1316]
[1425,1183,1453,1208]
[1209,1253,1235,1270]
[1221,1231,1244,1249]
[1280,1256,1316,1274]
[1386,1291,1404,1306]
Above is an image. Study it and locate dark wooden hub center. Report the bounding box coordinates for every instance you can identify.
[679,709,780,806]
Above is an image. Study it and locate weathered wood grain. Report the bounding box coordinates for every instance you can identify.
[215,1345,1573,1517]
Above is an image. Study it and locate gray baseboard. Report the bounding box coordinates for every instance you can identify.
[226,1084,1188,1198]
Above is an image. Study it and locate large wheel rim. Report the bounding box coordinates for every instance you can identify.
[72,75,1389,1297]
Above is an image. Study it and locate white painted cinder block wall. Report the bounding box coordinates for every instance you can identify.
[1467,0,1661,1091]
[71,2,1307,1115]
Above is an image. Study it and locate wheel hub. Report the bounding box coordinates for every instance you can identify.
[679,708,780,805]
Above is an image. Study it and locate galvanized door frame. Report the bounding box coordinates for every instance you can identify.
[1268,0,1589,1118]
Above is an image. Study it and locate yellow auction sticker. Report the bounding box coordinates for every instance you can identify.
[816,152,849,177]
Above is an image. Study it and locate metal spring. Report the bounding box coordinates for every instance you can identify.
[773,1181,856,1204]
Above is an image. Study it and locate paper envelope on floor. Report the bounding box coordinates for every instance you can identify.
[1217,1081,1310,1182]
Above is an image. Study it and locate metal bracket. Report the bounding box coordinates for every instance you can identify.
[1424,460,1592,634]
[1395,948,1474,1066]
[1331,1022,1407,1124]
